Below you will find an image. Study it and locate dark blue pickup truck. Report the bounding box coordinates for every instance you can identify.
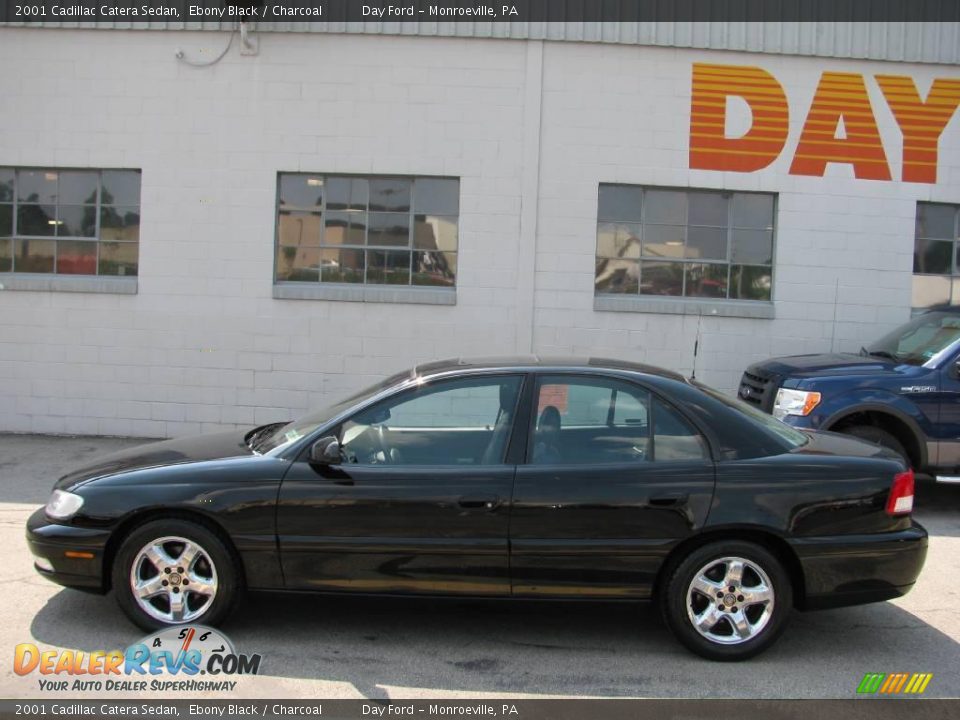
[739,307,960,482]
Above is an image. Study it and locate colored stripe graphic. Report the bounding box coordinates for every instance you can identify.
[857,673,886,693]
[857,672,932,694]
[688,63,789,173]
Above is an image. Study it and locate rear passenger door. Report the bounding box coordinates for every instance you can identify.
[510,374,716,599]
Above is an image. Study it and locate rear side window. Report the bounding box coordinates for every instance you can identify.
[652,397,710,461]
[529,375,709,465]
[688,381,807,459]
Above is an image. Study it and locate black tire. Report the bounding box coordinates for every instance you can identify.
[111,518,242,632]
[661,541,792,661]
[842,425,909,465]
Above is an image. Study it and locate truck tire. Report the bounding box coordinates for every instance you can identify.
[842,425,909,466]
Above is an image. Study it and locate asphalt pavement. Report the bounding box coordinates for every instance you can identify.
[1,433,957,699]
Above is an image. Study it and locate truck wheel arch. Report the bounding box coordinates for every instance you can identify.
[823,404,927,470]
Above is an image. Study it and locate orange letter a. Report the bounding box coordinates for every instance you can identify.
[790,72,891,180]
[689,63,789,172]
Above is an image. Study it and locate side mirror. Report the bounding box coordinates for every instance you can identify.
[310,436,342,465]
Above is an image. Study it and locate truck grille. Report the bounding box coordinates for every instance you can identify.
[738,367,781,413]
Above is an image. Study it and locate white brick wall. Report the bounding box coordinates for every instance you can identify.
[0,29,958,437]
[534,43,960,393]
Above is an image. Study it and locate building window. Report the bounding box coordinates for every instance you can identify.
[275,174,459,288]
[912,202,960,309]
[595,185,775,302]
[0,167,140,276]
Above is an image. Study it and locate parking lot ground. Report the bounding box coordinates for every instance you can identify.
[1,433,958,699]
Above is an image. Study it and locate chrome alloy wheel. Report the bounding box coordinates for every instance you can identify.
[129,536,218,624]
[685,556,775,645]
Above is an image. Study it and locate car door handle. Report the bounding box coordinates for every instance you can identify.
[649,493,689,507]
[458,495,501,511]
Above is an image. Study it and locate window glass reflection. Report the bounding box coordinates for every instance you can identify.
[276,173,459,288]
[57,206,97,238]
[98,242,138,277]
[56,240,97,275]
[413,251,456,287]
[2,168,141,277]
[596,185,775,302]
[0,239,11,272]
[595,258,639,294]
[367,249,410,285]
[100,207,140,242]
[100,171,141,207]
[14,238,55,273]
[58,172,98,205]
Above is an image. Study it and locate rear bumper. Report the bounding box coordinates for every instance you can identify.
[791,522,928,610]
[26,507,111,594]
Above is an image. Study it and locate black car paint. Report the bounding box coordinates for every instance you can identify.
[27,359,927,612]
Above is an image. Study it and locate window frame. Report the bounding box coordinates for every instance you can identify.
[594,184,777,304]
[0,166,141,278]
[912,202,960,309]
[273,172,460,291]
[524,373,715,467]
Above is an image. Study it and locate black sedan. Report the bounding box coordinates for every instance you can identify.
[27,357,927,661]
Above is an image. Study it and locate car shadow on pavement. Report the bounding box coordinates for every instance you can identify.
[28,586,960,698]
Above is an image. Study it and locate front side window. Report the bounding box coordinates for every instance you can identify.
[595,185,775,301]
[912,202,960,309]
[338,375,522,466]
[0,167,141,276]
[275,173,459,288]
[529,376,709,465]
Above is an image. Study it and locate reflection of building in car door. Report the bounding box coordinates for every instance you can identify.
[512,373,715,597]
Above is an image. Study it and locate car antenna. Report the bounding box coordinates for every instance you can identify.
[691,310,703,381]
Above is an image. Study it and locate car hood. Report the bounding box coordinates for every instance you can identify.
[753,352,900,378]
[54,429,257,490]
[792,429,904,464]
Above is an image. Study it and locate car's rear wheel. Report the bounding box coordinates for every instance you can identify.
[112,519,241,631]
[662,541,792,661]
[842,425,910,465]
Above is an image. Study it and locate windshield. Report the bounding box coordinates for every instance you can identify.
[695,383,809,449]
[252,368,415,454]
[865,311,960,366]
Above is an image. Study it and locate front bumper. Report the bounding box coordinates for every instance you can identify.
[26,507,112,594]
[792,522,928,610]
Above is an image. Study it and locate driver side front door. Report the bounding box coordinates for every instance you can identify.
[276,374,525,594]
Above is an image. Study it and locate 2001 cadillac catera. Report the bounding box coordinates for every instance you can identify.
[27,357,927,661]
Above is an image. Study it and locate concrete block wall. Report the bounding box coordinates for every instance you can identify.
[0,29,958,437]
[533,44,960,393]
[0,29,529,437]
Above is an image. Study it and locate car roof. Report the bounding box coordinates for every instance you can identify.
[413,356,688,383]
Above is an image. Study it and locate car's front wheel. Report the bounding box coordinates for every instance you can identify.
[662,541,792,661]
[112,519,241,631]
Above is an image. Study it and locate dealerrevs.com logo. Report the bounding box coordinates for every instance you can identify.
[14,626,262,692]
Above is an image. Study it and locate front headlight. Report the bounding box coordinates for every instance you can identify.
[45,490,84,520]
[773,388,822,420]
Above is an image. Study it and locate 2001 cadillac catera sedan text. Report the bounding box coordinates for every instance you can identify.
[27,357,927,661]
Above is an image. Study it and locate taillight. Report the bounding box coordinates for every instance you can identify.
[886,468,915,516]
